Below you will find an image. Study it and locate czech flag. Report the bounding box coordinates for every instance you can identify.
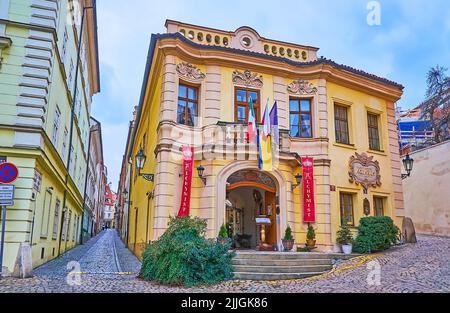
[247,97,257,144]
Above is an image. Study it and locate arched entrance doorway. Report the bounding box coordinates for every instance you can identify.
[216,161,288,251]
[226,170,278,250]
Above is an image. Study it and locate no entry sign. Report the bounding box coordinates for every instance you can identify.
[0,163,19,184]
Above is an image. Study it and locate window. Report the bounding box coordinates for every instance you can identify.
[62,128,68,161]
[40,190,52,238]
[52,108,61,146]
[33,170,42,192]
[68,59,74,91]
[62,29,68,63]
[368,113,381,151]
[52,199,60,239]
[177,84,198,126]
[234,88,260,123]
[374,196,385,217]
[290,99,312,138]
[66,210,72,242]
[340,192,355,226]
[334,105,350,145]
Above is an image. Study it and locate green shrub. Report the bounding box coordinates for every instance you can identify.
[140,216,235,287]
[307,224,316,241]
[284,225,294,241]
[336,226,353,245]
[353,216,400,254]
[218,224,229,238]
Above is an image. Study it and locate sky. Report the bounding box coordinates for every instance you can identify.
[91,0,450,191]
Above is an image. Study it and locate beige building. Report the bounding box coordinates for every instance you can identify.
[403,140,450,236]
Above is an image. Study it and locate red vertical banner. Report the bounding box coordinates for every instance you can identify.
[178,146,194,217]
[302,157,316,223]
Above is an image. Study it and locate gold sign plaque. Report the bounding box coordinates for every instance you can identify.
[349,153,381,192]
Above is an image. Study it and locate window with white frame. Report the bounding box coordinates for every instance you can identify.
[33,170,42,192]
[51,108,61,146]
[62,29,68,64]
[52,199,60,239]
[62,128,68,161]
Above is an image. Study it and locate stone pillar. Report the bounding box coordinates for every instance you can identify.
[273,76,289,129]
[204,66,221,126]
[160,55,177,122]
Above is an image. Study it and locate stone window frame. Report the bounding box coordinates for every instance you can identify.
[339,192,356,227]
[289,97,314,139]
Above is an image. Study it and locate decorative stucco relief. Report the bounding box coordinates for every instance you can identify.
[176,62,206,82]
[349,152,382,192]
[287,79,318,95]
[232,69,264,88]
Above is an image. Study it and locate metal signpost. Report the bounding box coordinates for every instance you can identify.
[0,162,19,278]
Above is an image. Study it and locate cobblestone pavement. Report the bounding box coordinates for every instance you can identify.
[0,231,448,293]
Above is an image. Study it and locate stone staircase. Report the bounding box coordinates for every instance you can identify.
[232,251,356,281]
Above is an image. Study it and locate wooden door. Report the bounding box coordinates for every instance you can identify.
[264,192,277,245]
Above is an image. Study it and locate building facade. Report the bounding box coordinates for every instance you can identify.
[116,108,137,242]
[0,0,100,273]
[81,117,106,243]
[126,20,405,258]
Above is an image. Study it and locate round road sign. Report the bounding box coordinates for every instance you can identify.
[0,163,19,184]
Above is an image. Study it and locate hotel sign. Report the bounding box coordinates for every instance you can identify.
[349,152,381,193]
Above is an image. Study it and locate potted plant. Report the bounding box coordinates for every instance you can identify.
[282,225,295,251]
[217,224,231,245]
[336,226,353,255]
[306,224,316,247]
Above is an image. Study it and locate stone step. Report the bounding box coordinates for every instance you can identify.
[233,265,332,273]
[232,258,332,266]
[234,252,354,260]
[233,271,327,281]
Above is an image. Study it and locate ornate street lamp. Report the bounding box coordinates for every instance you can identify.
[134,148,154,182]
[197,165,207,186]
[291,173,303,191]
[402,154,414,180]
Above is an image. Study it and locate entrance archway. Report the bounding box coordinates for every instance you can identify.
[216,161,287,251]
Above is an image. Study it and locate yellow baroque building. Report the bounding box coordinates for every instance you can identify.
[125,20,404,257]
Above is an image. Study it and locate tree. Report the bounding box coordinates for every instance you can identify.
[420,66,450,143]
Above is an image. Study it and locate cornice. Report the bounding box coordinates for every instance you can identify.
[156,34,403,101]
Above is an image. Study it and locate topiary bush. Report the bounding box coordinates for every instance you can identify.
[218,224,229,238]
[353,216,400,254]
[284,225,294,240]
[140,216,235,287]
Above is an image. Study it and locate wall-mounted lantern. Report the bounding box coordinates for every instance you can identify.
[197,165,207,186]
[401,154,414,180]
[291,173,303,191]
[135,147,154,182]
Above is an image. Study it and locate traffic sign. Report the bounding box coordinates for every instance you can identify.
[0,185,15,206]
[0,163,19,184]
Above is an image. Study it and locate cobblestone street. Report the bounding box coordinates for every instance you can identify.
[0,230,448,293]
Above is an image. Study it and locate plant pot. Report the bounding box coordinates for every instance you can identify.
[282,239,295,251]
[306,239,316,247]
[217,237,231,245]
[342,244,353,255]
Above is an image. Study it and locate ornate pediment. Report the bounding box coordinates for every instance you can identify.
[232,70,263,88]
[176,63,206,82]
[349,152,381,192]
[287,79,318,95]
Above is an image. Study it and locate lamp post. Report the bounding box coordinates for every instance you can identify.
[401,154,414,180]
[135,148,154,182]
[291,173,303,191]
